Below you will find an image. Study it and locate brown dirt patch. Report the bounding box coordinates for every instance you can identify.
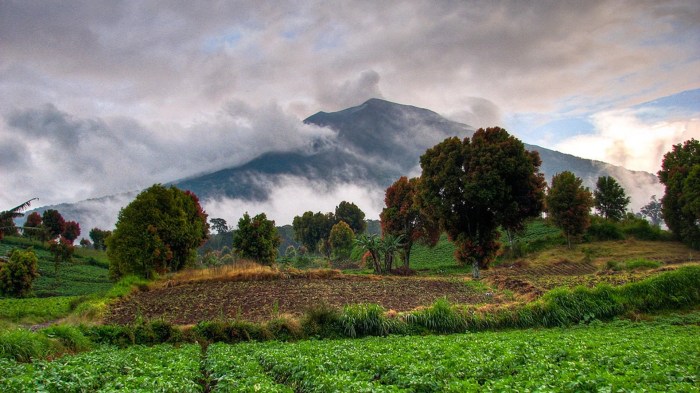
[104,275,498,325]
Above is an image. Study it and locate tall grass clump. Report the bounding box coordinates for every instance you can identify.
[406,298,466,333]
[40,324,92,353]
[301,302,342,338]
[0,329,58,362]
[618,265,700,312]
[340,304,402,338]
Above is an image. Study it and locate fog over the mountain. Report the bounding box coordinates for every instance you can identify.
[2,1,698,230]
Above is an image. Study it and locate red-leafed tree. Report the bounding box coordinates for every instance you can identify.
[42,209,66,241]
[22,211,42,237]
[380,176,439,270]
[62,221,81,244]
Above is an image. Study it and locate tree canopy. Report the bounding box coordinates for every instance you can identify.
[232,212,280,265]
[42,209,66,241]
[335,201,366,235]
[418,127,545,278]
[594,176,630,221]
[329,220,355,261]
[658,139,700,249]
[0,248,38,297]
[546,171,594,248]
[107,184,209,279]
[292,211,336,254]
[380,176,439,269]
[640,195,663,227]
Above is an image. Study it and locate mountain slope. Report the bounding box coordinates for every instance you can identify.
[26,98,661,229]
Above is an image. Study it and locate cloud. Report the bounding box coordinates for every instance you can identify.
[0,102,336,207]
[203,175,385,227]
[555,108,700,173]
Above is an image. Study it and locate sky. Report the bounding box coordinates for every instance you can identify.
[1,0,699,227]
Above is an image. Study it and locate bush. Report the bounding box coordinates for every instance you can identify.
[82,325,135,347]
[0,248,39,297]
[301,302,342,337]
[621,217,668,240]
[606,258,662,271]
[40,324,92,352]
[585,217,624,241]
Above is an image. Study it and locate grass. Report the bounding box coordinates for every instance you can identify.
[0,237,112,298]
[0,297,78,324]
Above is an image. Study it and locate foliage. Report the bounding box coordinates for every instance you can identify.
[42,209,66,241]
[48,237,75,286]
[606,258,662,271]
[546,171,594,248]
[640,195,663,227]
[107,184,210,279]
[593,176,630,221]
[380,176,439,269]
[22,212,42,241]
[232,212,280,265]
[0,344,202,392]
[292,211,335,255]
[61,221,81,244]
[0,248,38,297]
[209,217,230,234]
[0,199,37,240]
[0,297,77,324]
[329,221,354,261]
[88,227,111,251]
[354,234,382,273]
[658,138,700,249]
[585,215,624,241]
[334,201,366,235]
[418,127,546,278]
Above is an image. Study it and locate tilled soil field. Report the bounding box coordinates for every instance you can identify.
[104,276,499,325]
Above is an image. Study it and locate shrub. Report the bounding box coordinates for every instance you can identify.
[607,258,662,271]
[40,324,92,353]
[0,248,39,297]
[301,302,342,337]
[621,217,668,240]
[82,325,135,347]
[585,217,624,241]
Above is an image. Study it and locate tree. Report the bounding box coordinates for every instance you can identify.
[292,211,335,254]
[335,201,366,235]
[42,209,66,241]
[107,184,210,279]
[380,176,439,270]
[354,234,382,274]
[79,238,92,248]
[62,221,81,244]
[23,212,43,241]
[232,212,281,265]
[89,228,112,251]
[640,195,663,227]
[0,198,37,240]
[418,127,545,278]
[380,234,404,273]
[546,171,594,248]
[658,139,700,249]
[329,221,355,261]
[210,218,230,234]
[0,248,39,297]
[594,176,630,221]
[48,237,75,286]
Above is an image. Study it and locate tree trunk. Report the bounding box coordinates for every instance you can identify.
[403,246,411,269]
[472,260,481,279]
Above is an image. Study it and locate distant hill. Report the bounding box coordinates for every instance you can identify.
[25,98,661,230]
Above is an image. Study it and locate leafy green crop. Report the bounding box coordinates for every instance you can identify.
[1,344,202,392]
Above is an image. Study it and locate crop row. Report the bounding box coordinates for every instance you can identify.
[3,319,698,392]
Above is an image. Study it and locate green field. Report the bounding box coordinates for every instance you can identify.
[0,237,112,298]
[2,315,698,392]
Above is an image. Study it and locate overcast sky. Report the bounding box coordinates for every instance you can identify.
[1,0,699,226]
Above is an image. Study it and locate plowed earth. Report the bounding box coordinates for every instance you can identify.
[104,276,498,325]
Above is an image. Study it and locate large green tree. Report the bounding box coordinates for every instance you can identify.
[594,176,630,221]
[546,171,594,248]
[658,139,700,249]
[335,201,366,235]
[292,211,335,254]
[107,184,209,279]
[89,227,112,251]
[329,221,355,261]
[418,127,546,278]
[380,176,439,269]
[232,212,280,265]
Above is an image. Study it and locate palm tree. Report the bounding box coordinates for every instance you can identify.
[0,198,38,239]
[380,234,405,273]
[354,234,382,274]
